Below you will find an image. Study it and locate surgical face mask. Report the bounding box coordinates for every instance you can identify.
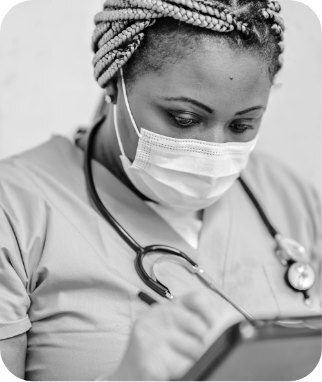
[113,72,258,212]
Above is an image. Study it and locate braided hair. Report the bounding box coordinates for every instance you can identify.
[92,0,285,88]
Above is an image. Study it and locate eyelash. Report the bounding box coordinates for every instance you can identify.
[230,122,254,134]
[169,113,255,134]
[169,113,200,128]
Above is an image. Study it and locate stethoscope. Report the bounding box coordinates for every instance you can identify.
[81,115,316,321]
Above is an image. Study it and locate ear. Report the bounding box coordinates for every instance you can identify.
[104,77,118,104]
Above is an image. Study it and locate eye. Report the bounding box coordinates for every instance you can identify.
[230,121,254,134]
[169,112,200,128]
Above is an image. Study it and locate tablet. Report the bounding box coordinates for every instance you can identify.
[181,315,322,381]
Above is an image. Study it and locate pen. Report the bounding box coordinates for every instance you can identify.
[138,291,158,305]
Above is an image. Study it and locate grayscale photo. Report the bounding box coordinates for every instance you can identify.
[0,0,321,381]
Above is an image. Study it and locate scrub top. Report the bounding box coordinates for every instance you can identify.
[0,135,321,381]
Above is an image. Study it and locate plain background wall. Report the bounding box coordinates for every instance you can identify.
[0,0,321,191]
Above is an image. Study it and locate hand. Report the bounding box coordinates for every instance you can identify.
[110,291,241,381]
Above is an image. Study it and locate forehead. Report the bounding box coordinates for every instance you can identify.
[131,39,272,112]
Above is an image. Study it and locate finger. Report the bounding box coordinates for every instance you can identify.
[168,331,206,361]
[180,292,218,327]
[172,306,209,341]
[152,345,198,381]
[148,301,208,342]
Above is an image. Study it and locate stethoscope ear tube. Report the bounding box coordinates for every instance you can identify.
[135,245,199,299]
[84,116,193,299]
[135,248,172,299]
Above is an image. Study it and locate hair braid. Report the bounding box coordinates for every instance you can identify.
[259,0,285,67]
[260,1,285,37]
[92,0,284,88]
[93,21,152,66]
[92,21,129,51]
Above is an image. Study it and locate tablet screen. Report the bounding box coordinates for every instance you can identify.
[181,316,322,381]
[209,331,321,380]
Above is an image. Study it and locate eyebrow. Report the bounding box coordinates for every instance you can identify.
[160,96,265,115]
[160,97,213,114]
[235,106,266,115]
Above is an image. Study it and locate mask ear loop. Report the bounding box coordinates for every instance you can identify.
[113,104,127,158]
[120,68,141,138]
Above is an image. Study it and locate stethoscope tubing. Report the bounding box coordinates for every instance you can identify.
[238,177,278,239]
[83,115,314,320]
[84,115,278,251]
[84,115,143,253]
[83,115,272,318]
[84,116,197,299]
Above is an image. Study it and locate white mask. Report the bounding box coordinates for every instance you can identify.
[113,71,258,212]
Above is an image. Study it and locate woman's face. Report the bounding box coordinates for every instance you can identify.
[115,39,272,161]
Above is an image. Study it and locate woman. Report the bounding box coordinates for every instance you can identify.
[0,0,321,380]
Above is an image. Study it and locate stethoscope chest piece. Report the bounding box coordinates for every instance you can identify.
[275,234,316,304]
[286,262,315,291]
[285,261,315,306]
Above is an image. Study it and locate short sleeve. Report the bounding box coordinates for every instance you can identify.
[310,186,322,262]
[309,186,322,304]
[0,205,31,340]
